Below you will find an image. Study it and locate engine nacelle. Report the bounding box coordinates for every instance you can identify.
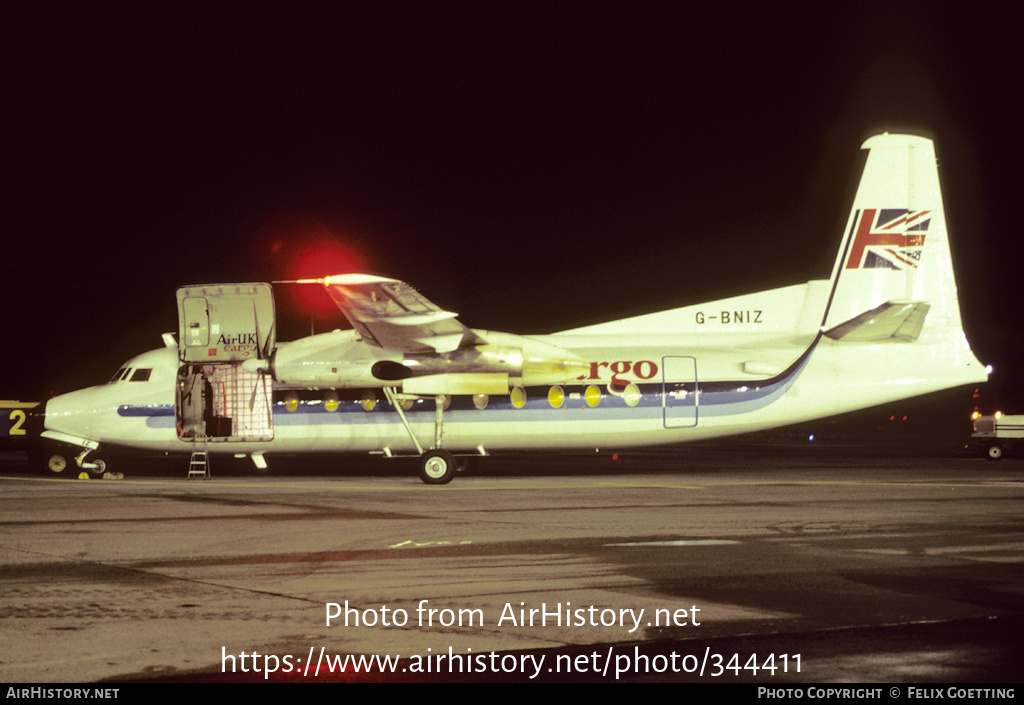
[477,332,590,387]
[251,330,403,388]
[243,328,589,392]
[386,334,588,388]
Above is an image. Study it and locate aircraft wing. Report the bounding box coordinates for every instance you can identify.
[317,274,486,353]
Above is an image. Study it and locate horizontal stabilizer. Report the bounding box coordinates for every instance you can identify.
[824,301,930,342]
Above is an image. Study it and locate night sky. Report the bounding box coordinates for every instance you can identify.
[4,3,1023,418]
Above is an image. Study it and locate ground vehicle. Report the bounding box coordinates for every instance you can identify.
[1,401,38,449]
[972,414,1024,459]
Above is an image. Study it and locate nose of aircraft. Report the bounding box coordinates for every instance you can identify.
[40,386,104,440]
[41,391,72,437]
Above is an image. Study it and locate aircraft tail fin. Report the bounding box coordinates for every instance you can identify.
[822,134,964,333]
[818,133,986,392]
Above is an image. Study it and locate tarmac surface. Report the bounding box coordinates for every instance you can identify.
[1,442,1022,683]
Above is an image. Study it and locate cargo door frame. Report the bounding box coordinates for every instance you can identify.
[662,355,698,428]
[174,283,276,443]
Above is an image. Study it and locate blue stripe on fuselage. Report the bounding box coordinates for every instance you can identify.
[115,338,816,427]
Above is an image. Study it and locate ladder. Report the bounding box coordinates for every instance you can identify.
[187,436,210,480]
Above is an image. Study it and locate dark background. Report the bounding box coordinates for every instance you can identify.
[3,2,1021,427]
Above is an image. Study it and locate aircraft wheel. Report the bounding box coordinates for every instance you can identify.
[454,456,477,474]
[419,449,456,485]
[86,455,111,476]
[39,447,75,476]
[987,444,1004,461]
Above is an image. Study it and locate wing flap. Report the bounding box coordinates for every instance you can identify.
[319,275,486,352]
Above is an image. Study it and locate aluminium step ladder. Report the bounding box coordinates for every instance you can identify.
[187,436,210,480]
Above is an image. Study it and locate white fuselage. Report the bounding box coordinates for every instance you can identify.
[42,281,985,461]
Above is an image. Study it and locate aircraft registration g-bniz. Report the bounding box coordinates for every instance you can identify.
[39,134,987,483]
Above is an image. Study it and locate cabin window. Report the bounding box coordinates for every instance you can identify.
[510,387,527,409]
[360,390,377,411]
[130,368,152,382]
[283,391,299,412]
[548,386,564,408]
[324,391,340,412]
[623,382,642,407]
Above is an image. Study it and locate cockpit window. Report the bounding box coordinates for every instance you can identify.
[130,368,152,382]
[109,367,130,383]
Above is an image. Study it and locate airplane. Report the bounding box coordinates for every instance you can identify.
[36,133,988,483]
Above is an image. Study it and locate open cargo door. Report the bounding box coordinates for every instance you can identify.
[177,283,275,363]
[175,283,275,442]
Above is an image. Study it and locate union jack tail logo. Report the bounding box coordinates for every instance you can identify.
[845,209,931,270]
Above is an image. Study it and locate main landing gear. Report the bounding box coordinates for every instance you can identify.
[384,388,468,485]
[420,449,456,484]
